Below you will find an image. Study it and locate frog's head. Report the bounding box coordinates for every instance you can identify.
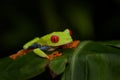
[39,29,73,46]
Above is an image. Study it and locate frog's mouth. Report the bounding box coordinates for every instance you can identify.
[48,41,75,51]
[49,39,73,47]
[59,41,73,46]
[57,41,73,48]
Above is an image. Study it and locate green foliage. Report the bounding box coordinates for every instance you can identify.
[49,56,67,75]
[0,40,120,80]
[0,53,48,79]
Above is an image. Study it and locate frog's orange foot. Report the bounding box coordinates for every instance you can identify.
[9,49,26,60]
[62,40,80,48]
[70,40,80,48]
[9,49,33,60]
[48,51,62,60]
[9,54,18,60]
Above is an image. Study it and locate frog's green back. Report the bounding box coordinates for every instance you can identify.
[23,29,73,49]
[37,29,73,46]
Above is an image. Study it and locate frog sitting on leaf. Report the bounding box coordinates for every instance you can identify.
[9,29,80,60]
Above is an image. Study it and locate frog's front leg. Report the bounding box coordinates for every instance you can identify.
[33,48,49,59]
[33,48,62,60]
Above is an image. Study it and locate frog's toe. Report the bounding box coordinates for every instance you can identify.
[48,51,62,60]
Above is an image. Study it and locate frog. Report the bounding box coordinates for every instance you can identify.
[9,29,80,60]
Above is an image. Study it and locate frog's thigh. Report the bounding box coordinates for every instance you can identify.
[33,48,49,58]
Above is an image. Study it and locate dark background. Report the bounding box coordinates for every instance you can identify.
[0,0,120,57]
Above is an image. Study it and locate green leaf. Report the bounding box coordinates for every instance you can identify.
[62,41,120,80]
[1,40,120,80]
[62,41,90,80]
[49,56,67,75]
[107,54,120,80]
[87,53,120,80]
[100,40,120,48]
[0,53,48,80]
[0,58,13,75]
[49,49,75,75]
[79,41,120,53]
[86,53,109,80]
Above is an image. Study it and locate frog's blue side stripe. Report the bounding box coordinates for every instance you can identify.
[40,46,50,51]
[28,43,50,51]
[28,43,41,49]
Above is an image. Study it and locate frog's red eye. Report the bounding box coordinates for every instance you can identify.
[51,35,59,43]
[69,29,72,36]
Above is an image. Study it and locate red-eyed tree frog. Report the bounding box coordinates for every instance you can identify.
[9,29,80,60]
